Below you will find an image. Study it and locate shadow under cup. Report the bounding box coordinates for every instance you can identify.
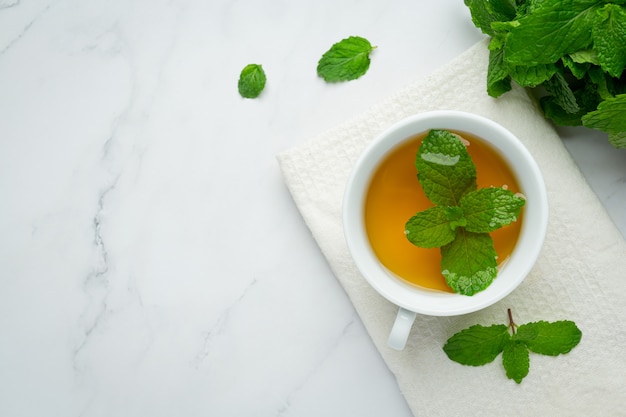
[342,111,548,350]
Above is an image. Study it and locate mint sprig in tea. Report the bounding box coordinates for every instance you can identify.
[364,129,525,295]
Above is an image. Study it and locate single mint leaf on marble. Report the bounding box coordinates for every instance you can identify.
[460,187,526,233]
[440,230,497,296]
[443,324,509,366]
[415,130,477,207]
[405,206,457,248]
[316,36,375,82]
[502,339,530,384]
[516,320,582,356]
[238,64,266,99]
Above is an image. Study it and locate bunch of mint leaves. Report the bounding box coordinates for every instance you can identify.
[464,0,626,148]
[404,130,525,296]
[443,309,582,383]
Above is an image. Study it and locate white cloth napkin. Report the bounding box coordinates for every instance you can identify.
[277,39,626,416]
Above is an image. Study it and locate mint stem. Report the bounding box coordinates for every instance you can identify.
[508,308,516,335]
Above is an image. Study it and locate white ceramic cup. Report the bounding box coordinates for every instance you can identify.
[343,110,548,350]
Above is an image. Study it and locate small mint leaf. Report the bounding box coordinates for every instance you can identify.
[445,206,466,230]
[317,36,375,82]
[405,206,456,248]
[238,64,266,99]
[460,187,525,233]
[502,339,530,384]
[487,44,512,98]
[443,324,509,366]
[441,230,497,296]
[517,321,582,356]
[416,130,477,207]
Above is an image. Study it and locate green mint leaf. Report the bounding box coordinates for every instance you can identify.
[561,54,591,80]
[405,206,457,248]
[606,72,626,97]
[587,65,614,100]
[541,96,584,126]
[543,71,580,114]
[445,206,467,230]
[516,320,582,356]
[582,94,626,135]
[502,339,530,383]
[440,230,497,296]
[508,62,560,88]
[540,81,601,126]
[443,324,509,366]
[515,0,547,16]
[460,188,526,233]
[568,49,599,66]
[316,36,375,82]
[463,0,516,37]
[608,131,626,149]
[488,0,517,21]
[592,4,626,78]
[503,0,599,66]
[415,130,477,207]
[238,64,266,99]
[487,45,513,98]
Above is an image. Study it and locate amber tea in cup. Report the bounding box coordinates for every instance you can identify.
[364,130,523,293]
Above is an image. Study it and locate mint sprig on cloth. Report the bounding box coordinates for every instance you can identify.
[444,310,582,383]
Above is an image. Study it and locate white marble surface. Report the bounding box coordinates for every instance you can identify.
[0,1,624,416]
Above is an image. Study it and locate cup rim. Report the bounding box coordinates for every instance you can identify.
[342,110,548,316]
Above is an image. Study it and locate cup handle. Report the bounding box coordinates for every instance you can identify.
[388,307,417,350]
